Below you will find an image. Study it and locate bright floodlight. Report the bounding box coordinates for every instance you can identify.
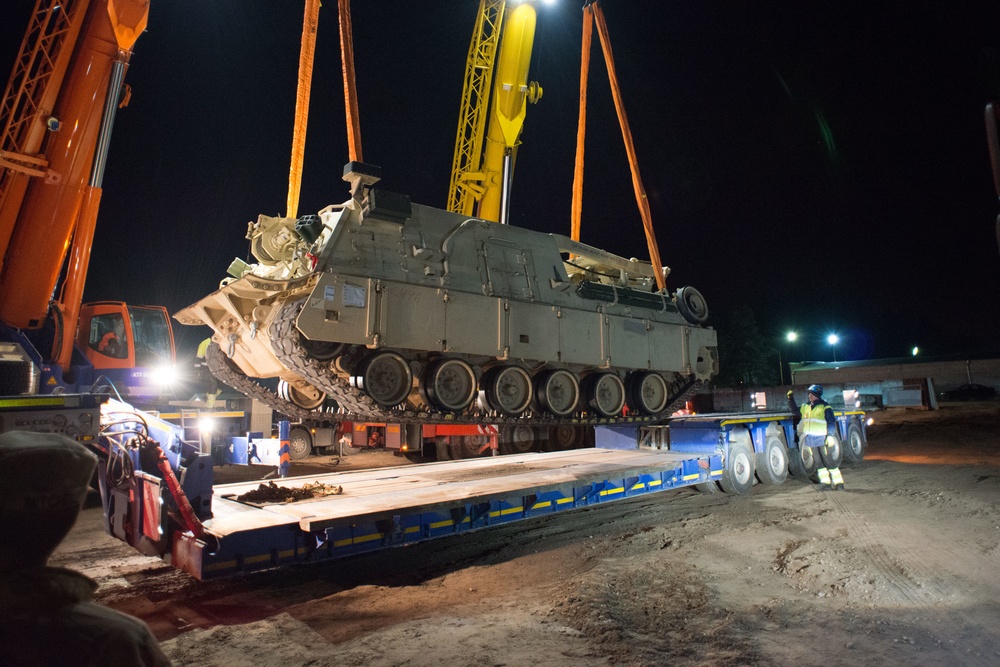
[786,331,798,342]
[199,416,216,434]
[912,346,919,356]
[541,0,558,5]
[826,333,840,346]
[151,364,178,386]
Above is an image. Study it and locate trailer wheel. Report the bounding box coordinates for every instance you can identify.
[756,435,789,485]
[822,434,844,473]
[449,435,490,459]
[287,426,312,460]
[719,441,754,494]
[696,480,721,494]
[788,444,818,479]
[404,450,435,464]
[548,424,588,451]
[842,422,866,463]
[499,425,536,454]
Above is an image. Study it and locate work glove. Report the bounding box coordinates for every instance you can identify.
[825,435,837,447]
[787,390,794,398]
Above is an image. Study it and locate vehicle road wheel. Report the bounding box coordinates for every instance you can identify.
[499,424,536,455]
[719,440,755,494]
[536,369,580,417]
[299,334,345,361]
[287,425,313,460]
[422,358,477,412]
[675,286,709,324]
[788,443,818,479]
[480,365,532,416]
[353,351,412,407]
[696,480,721,494]
[626,371,669,415]
[277,379,326,410]
[586,373,626,417]
[756,434,789,485]
[842,422,866,463]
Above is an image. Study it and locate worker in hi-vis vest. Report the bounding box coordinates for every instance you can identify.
[788,384,845,491]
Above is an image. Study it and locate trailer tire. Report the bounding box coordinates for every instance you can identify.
[719,440,755,494]
[696,480,721,494]
[0,359,35,394]
[756,435,789,485]
[788,443,818,479]
[404,451,435,464]
[288,426,313,460]
[842,422,866,463]
[499,425,536,454]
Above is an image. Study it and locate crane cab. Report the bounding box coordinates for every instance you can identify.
[77,302,177,396]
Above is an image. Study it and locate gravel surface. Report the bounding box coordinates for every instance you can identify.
[51,403,1000,666]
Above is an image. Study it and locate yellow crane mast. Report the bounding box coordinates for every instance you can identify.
[447,0,541,223]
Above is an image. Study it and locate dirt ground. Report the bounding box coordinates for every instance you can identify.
[51,403,1000,666]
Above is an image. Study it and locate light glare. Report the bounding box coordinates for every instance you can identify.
[151,364,179,386]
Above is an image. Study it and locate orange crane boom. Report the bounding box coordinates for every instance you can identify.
[0,0,149,372]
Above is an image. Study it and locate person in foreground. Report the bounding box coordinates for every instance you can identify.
[787,384,846,491]
[0,430,172,666]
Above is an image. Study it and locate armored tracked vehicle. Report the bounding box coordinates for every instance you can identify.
[175,164,718,429]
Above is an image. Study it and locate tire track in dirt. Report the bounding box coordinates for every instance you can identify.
[823,490,998,666]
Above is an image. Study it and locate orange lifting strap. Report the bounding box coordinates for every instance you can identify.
[339,0,363,163]
[286,0,363,219]
[569,3,593,250]
[287,0,321,220]
[573,1,666,293]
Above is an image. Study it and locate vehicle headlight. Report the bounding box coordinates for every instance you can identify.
[151,364,179,386]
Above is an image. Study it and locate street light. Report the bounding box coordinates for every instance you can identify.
[827,333,840,362]
[778,331,798,385]
[912,346,919,356]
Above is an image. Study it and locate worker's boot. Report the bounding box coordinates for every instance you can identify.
[816,467,832,492]
[830,468,845,491]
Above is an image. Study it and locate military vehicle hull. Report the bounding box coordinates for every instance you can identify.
[176,184,718,426]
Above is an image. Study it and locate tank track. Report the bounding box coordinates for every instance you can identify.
[266,298,702,427]
[205,342,338,423]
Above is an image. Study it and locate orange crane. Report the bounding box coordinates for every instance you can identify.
[0,0,176,397]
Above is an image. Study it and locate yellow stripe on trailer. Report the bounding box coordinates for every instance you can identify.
[720,415,787,426]
[0,396,67,408]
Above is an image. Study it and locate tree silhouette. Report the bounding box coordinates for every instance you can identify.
[715,306,779,388]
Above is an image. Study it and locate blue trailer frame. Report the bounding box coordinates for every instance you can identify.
[94,409,868,580]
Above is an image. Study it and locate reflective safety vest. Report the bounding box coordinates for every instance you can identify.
[799,401,832,438]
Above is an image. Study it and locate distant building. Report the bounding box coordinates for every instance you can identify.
[788,355,1000,409]
[789,355,1000,391]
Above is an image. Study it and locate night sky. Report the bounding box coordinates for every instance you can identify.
[4,1,1000,365]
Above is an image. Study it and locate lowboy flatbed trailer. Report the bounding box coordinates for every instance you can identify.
[0,395,866,581]
[171,446,723,580]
